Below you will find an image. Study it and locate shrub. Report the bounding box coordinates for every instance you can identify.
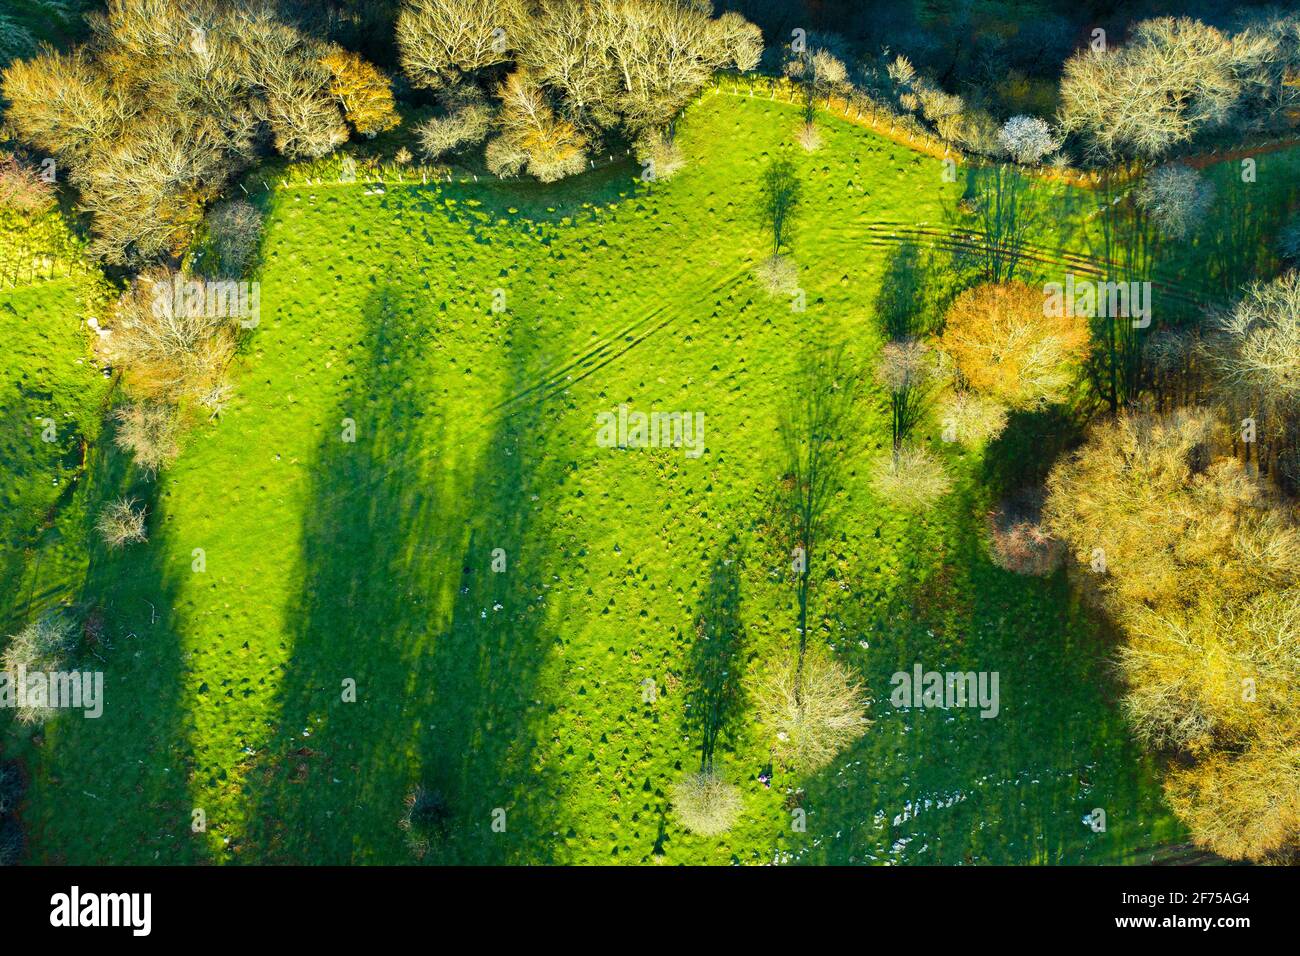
[671,770,742,836]
[100,268,238,403]
[940,281,1090,409]
[112,402,181,476]
[1137,164,1216,240]
[0,151,55,213]
[634,128,685,181]
[756,652,870,773]
[206,200,263,278]
[754,254,798,297]
[796,120,822,152]
[870,443,952,510]
[399,785,451,859]
[3,609,76,674]
[939,390,1008,447]
[986,489,1064,576]
[96,497,148,550]
[2,609,78,725]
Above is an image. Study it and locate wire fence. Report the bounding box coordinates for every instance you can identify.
[7,70,1299,292]
[713,72,1300,191]
[0,249,93,290]
[241,146,640,198]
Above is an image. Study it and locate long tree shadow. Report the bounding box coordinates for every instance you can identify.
[1197,173,1293,298]
[686,541,748,775]
[780,491,1175,865]
[874,241,931,341]
[411,321,567,864]
[17,430,202,863]
[237,283,455,862]
[771,340,864,689]
[980,405,1087,496]
[242,282,560,863]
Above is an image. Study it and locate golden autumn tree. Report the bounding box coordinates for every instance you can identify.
[1045,408,1300,862]
[486,67,587,182]
[322,46,400,136]
[940,281,1090,409]
[0,0,376,263]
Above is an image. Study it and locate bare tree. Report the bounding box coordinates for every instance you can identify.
[1045,408,1300,861]
[758,157,800,257]
[396,0,525,88]
[322,46,400,137]
[777,343,861,701]
[96,497,149,549]
[517,0,620,129]
[2,0,375,263]
[876,340,944,450]
[1,50,131,164]
[101,267,239,402]
[1136,164,1216,240]
[1207,271,1300,487]
[1059,17,1255,161]
[941,281,1090,409]
[491,67,589,182]
[997,115,1058,165]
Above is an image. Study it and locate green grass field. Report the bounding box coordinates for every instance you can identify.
[0,265,110,630]
[17,89,1278,864]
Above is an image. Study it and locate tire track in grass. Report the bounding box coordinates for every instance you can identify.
[862,222,1220,309]
[76,217,1200,604]
[488,302,672,412]
[51,260,754,604]
[492,261,751,415]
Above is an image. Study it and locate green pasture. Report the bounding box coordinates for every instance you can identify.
[19,89,1299,863]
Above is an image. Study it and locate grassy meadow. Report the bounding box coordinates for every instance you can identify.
[20,88,1285,864]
